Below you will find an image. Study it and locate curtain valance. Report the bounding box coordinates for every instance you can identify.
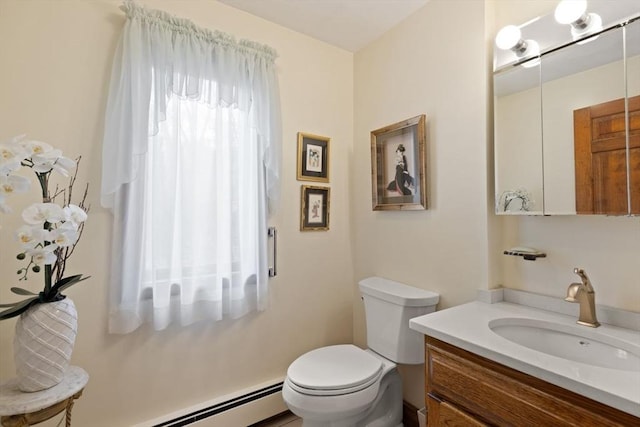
[122,2,277,60]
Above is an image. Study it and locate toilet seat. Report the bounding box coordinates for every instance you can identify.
[286,345,383,396]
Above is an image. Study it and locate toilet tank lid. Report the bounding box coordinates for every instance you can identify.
[359,277,439,307]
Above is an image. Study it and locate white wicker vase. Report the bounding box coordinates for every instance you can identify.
[13,298,78,392]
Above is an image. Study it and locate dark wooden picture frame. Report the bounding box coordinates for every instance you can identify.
[370,115,427,211]
[297,132,330,182]
[300,185,330,231]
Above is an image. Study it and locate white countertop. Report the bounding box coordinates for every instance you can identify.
[409,300,640,417]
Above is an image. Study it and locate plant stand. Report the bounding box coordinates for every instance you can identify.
[0,366,88,426]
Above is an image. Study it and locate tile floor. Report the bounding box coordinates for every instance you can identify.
[252,411,302,427]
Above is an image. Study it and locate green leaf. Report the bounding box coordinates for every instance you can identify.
[53,274,84,288]
[49,275,90,297]
[56,276,90,294]
[0,301,22,308]
[10,287,38,296]
[0,297,40,320]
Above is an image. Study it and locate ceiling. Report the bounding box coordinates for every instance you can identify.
[217,0,430,52]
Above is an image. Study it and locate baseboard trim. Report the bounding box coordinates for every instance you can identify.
[153,382,284,427]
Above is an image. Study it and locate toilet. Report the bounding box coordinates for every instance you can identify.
[282,277,439,427]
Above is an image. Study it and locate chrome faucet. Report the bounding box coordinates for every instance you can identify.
[565,268,600,328]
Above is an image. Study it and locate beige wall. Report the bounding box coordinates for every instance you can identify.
[352,0,492,408]
[0,1,354,425]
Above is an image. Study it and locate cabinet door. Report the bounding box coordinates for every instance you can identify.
[427,394,488,427]
[574,95,640,214]
[426,337,640,426]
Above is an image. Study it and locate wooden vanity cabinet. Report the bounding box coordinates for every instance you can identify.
[425,336,640,427]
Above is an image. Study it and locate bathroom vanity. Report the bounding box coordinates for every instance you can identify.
[409,291,640,426]
[425,337,637,426]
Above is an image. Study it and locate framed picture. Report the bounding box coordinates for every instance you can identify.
[370,115,427,211]
[297,132,330,182]
[300,185,330,231]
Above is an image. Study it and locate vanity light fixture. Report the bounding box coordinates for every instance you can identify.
[495,25,540,67]
[554,0,603,43]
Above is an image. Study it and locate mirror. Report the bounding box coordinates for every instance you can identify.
[494,2,640,216]
[494,65,543,214]
[541,26,625,214]
[627,19,640,213]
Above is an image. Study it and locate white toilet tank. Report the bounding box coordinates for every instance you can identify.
[359,277,439,364]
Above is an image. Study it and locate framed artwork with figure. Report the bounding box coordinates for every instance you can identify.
[370,114,427,211]
[297,132,330,182]
[300,185,330,231]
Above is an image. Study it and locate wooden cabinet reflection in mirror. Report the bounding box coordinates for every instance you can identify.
[574,95,640,215]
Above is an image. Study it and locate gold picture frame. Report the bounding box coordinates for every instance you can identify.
[370,114,427,211]
[300,185,330,231]
[297,132,330,182]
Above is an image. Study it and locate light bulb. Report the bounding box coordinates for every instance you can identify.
[573,13,603,42]
[520,40,540,67]
[496,25,522,50]
[554,0,587,25]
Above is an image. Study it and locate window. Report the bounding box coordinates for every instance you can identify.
[101,3,281,333]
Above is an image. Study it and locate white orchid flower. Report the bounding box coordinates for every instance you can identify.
[27,245,58,266]
[19,139,54,157]
[15,225,50,249]
[50,223,79,247]
[52,156,76,177]
[30,149,76,177]
[0,161,19,175]
[63,204,87,226]
[31,149,64,174]
[0,141,29,174]
[0,174,30,195]
[0,193,10,214]
[0,135,89,302]
[22,202,65,225]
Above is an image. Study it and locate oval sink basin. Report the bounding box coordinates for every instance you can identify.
[489,318,640,372]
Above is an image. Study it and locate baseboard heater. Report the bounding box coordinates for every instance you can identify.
[153,381,284,427]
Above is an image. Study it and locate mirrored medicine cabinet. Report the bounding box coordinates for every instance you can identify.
[494,1,639,216]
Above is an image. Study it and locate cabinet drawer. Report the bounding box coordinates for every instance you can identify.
[426,337,639,427]
[428,393,488,427]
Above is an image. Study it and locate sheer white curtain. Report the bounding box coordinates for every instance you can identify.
[101,1,281,333]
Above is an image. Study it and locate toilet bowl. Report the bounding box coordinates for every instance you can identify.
[282,277,439,427]
[282,345,401,427]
